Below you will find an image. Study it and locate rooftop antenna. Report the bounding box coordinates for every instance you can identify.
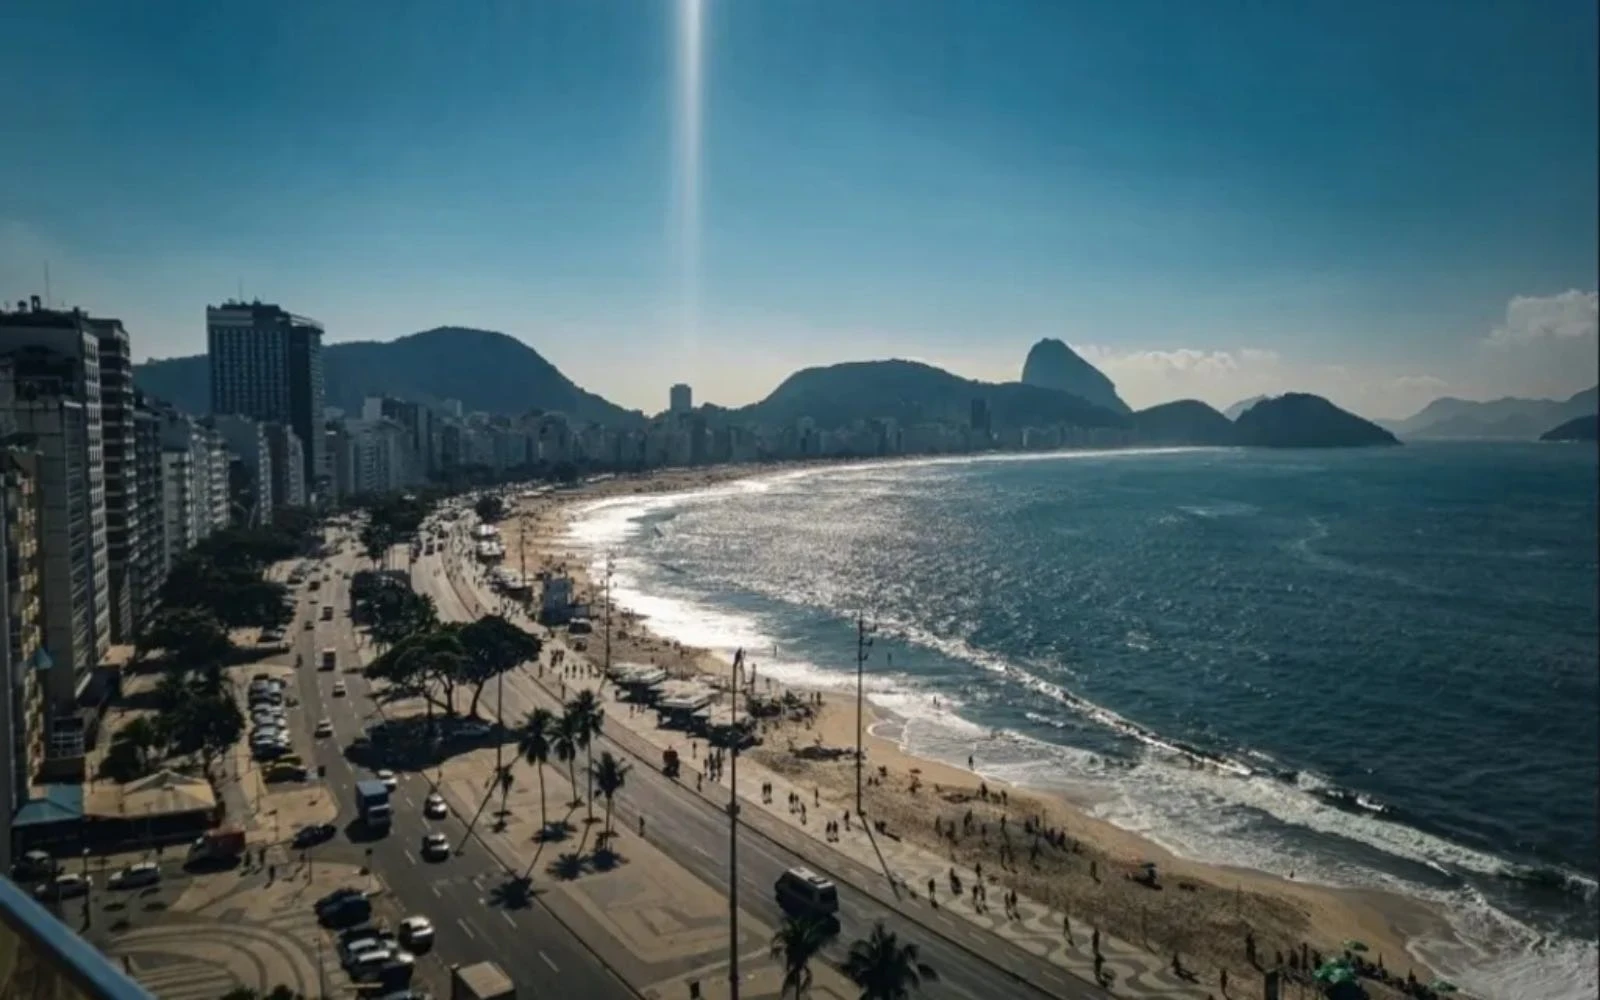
[237,277,244,304]
[43,262,51,309]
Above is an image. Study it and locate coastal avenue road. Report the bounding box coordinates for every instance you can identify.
[414,519,1090,1000]
[287,536,633,999]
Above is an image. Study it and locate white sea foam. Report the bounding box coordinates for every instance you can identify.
[564,481,1598,1000]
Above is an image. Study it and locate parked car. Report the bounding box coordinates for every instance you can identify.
[107,862,161,890]
[293,823,338,848]
[34,874,90,901]
[11,850,60,881]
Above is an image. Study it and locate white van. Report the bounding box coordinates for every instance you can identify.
[775,866,838,918]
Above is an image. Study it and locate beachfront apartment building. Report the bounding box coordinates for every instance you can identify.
[0,302,112,715]
[88,317,138,644]
[129,391,166,630]
[207,300,325,498]
[211,414,273,525]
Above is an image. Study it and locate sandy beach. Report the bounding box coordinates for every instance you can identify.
[487,463,1459,999]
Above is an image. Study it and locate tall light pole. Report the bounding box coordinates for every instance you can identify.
[855,615,874,816]
[603,552,615,682]
[727,647,745,1000]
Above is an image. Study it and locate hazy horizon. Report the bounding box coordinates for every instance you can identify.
[3,0,1595,419]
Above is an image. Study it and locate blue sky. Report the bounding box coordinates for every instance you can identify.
[1,0,1594,417]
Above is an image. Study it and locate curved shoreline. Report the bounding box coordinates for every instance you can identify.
[491,458,1582,999]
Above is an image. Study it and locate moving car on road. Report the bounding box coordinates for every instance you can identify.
[376,769,397,791]
[333,680,347,697]
[398,915,434,950]
[315,718,334,738]
[423,792,448,819]
[420,832,450,860]
[775,866,839,922]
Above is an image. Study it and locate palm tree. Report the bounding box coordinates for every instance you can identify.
[518,708,556,838]
[552,710,582,809]
[496,765,515,821]
[566,689,604,823]
[843,922,938,1000]
[592,751,630,840]
[461,763,514,845]
[770,914,831,999]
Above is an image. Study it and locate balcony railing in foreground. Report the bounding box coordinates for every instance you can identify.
[0,875,154,999]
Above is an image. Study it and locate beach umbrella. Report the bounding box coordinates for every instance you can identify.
[1429,979,1458,994]
[1341,939,1369,953]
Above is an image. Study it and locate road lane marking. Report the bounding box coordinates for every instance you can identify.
[539,951,558,972]
[404,850,417,866]
[431,885,441,898]
[501,911,516,927]
[457,917,476,940]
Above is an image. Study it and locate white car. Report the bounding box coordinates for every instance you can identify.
[399,915,434,949]
[423,793,448,819]
[35,874,90,900]
[376,769,397,791]
[332,680,347,697]
[315,719,334,738]
[108,862,161,890]
[420,832,450,860]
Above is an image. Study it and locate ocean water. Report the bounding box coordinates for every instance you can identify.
[566,443,1599,999]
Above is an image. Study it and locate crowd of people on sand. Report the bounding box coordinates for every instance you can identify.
[501,498,1458,1000]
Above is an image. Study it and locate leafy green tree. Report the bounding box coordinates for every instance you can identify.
[843,922,938,1000]
[458,615,541,717]
[365,587,438,651]
[591,751,630,840]
[518,707,556,838]
[159,553,290,628]
[136,607,234,671]
[102,716,166,782]
[366,625,463,716]
[771,914,832,999]
[162,690,245,777]
[566,689,605,823]
[474,494,507,523]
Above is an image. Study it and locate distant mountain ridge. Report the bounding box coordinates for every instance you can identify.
[732,358,1129,431]
[1020,339,1130,414]
[135,327,643,426]
[1131,400,1238,445]
[1382,386,1597,440]
[1540,414,1599,442]
[1224,395,1267,421]
[1235,393,1399,448]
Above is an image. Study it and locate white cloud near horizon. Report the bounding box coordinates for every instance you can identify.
[1486,289,1598,347]
[1072,290,1597,420]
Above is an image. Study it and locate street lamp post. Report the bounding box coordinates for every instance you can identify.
[727,647,745,1000]
[855,616,874,816]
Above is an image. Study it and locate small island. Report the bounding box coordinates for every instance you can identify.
[1233,393,1400,448]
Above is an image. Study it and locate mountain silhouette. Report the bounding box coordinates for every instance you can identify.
[135,327,642,426]
[735,359,1128,431]
[1235,393,1399,448]
[1020,339,1130,414]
